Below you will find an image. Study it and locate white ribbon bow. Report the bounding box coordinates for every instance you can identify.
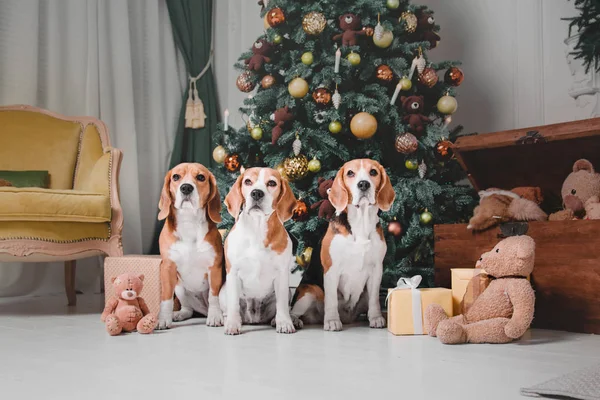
[386,274,424,334]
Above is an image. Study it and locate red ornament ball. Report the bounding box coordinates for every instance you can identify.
[435,139,454,162]
[236,71,255,92]
[388,220,402,237]
[224,153,241,172]
[266,7,286,27]
[444,67,464,86]
[292,199,309,221]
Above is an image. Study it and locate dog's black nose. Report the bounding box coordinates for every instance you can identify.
[180,183,194,195]
[357,180,371,191]
[251,189,264,200]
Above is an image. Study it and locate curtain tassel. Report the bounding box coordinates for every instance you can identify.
[185,78,206,129]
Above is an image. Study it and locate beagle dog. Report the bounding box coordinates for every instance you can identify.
[291,159,396,331]
[156,163,224,329]
[221,167,298,335]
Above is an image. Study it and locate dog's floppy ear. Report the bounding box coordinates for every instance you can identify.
[376,164,395,212]
[276,179,297,222]
[206,172,222,223]
[158,170,173,221]
[329,167,348,215]
[225,174,245,219]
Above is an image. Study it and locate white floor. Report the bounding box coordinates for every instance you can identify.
[0,294,599,400]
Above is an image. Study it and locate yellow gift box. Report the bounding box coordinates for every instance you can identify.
[387,276,453,335]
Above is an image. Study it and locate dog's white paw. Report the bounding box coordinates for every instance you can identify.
[276,318,296,334]
[369,315,386,329]
[291,315,304,329]
[224,318,242,335]
[173,308,193,322]
[206,308,224,327]
[324,318,343,331]
[157,314,172,330]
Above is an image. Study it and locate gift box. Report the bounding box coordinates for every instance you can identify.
[104,255,162,315]
[387,276,453,335]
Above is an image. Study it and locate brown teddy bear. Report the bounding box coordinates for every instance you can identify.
[425,235,536,344]
[271,105,294,144]
[416,11,440,49]
[245,39,273,71]
[400,95,429,136]
[333,13,366,47]
[467,187,548,231]
[549,159,600,220]
[101,273,157,336]
[311,177,335,220]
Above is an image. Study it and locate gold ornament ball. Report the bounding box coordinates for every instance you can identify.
[301,52,314,65]
[276,163,288,181]
[261,74,276,89]
[224,153,241,172]
[212,145,227,164]
[399,77,412,91]
[401,11,418,33]
[312,87,332,105]
[373,30,394,48]
[308,157,321,173]
[283,154,309,181]
[437,95,458,115]
[445,67,464,86]
[250,126,263,140]
[350,112,378,139]
[302,11,327,35]
[405,159,418,170]
[347,52,361,66]
[288,77,309,98]
[273,34,283,45]
[418,67,439,88]
[296,246,313,268]
[388,220,402,237]
[236,71,255,92]
[420,210,433,224]
[387,0,400,9]
[376,65,394,82]
[329,121,342,134]
[395,132,419,154]
[266,7,285,28]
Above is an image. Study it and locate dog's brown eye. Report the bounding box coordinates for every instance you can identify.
[370,169,378,176]
[347,170,355,177]
[172,174,180,181]
[571,189,576,195]
[267,180,277,187]
[196,174,205,182]
[244,179,252,186]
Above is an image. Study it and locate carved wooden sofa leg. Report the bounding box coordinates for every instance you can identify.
[64,260,76,306]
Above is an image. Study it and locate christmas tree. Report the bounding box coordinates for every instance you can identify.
[212,0,476,288]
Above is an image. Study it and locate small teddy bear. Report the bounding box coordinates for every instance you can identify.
[311,178,335,220]
[271,105,294,144]
[416,11,440,49]
[425,235,536,344]
[549,159,600,221]
[245,39,273,71]
[101,273,157,336]
[332,13,366,47]
[401,95,429,136]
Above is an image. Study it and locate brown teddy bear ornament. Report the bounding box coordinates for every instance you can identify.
[101,273,157,336]
[311,178,335,220]
[425,235,536,344]
[333,13,367,47]
[416,11,440,49]
[401,95,429,136]
[271,105,294,144]
[245,39,273,71]
[549,159,600,220]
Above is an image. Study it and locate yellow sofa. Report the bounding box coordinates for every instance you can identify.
[0,105,124,305]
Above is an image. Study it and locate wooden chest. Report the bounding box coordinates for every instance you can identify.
[434,118,600,334]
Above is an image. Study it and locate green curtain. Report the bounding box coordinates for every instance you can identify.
[150,0,218,254]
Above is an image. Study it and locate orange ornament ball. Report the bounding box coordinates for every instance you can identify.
[312,88,332,105]
[350,112,378,139]
[266,7,285,28]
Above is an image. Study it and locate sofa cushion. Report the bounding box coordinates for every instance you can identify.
[0,187,111,222]
[0,221,110,242]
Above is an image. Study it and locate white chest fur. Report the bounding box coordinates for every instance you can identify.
[226,212,291,299]
[330,205,386,306]
[168,208,215,294]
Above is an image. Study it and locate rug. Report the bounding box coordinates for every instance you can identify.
[521,363,600,399]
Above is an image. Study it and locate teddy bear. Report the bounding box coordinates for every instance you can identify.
[271,105,294,144]
[400,95,429,136]
[332,13,366,47]
[101,273,157,336]
[0,179,12,187]
[549,159,600,221]
[311,178,335,220]
[425,235,536,344]
[416,11,440,49]
[244,39,273,71]
[467,187,548,231]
